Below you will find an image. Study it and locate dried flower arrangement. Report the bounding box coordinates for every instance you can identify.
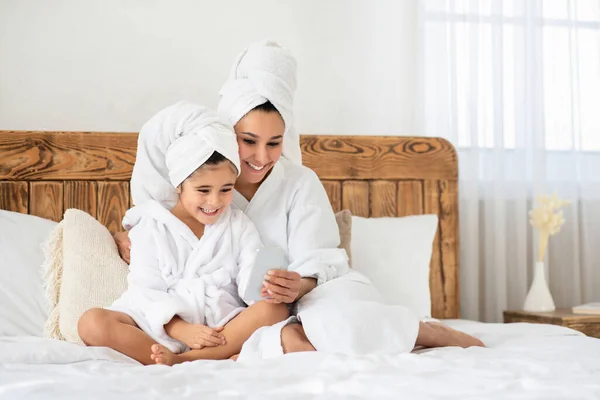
[529,194,570,263]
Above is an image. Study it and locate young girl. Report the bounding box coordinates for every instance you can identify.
[78,102,289,366]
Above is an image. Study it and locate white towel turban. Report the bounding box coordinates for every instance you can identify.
[165,123,240,188]
[218,40,302,165]
[131,101,239,208]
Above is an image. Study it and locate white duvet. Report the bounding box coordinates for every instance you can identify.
[2,320,599,399]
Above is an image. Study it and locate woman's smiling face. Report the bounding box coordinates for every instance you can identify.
[234,108,285,185]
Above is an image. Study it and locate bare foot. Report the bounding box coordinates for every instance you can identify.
[150,344,179,366]
[229,353,239,361]
[428,322,485,348]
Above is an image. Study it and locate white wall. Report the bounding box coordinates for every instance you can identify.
[0,0,418,135]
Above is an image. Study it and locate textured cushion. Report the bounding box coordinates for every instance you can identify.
[350,215,438,319]
[43,209,128,343]
[335,210,352,265]
[0,210,57,336]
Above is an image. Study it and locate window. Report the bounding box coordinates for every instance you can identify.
[423,0,600,151]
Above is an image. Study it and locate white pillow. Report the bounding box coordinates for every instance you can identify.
[0,210,57,336]
[350,215,438,319]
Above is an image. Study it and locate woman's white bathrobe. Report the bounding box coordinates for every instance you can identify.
[218,40,420,360]
[110,200,262,353]
[231,159,350,285]
[233,159,420,360]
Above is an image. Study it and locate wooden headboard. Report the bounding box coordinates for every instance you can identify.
[0,131,459,319]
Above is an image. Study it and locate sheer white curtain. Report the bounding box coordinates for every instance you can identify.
[418,0,600,322]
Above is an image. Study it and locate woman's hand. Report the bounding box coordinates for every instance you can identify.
[261,271,315,304]
[114,231,132,264]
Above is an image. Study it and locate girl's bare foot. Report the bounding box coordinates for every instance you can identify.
[229,353,239,361]
[428,322,485,348]
[150,344,179,366]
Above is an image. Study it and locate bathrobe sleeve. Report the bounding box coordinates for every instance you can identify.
[286,171,350,286]
[126,219,186,332]
[231,211,264,305]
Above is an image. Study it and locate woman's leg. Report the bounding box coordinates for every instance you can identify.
[281,323,315,353]
[78,308,158,365]
[151,301,290,365]
[415,321,485,348]
[279,320,484,354]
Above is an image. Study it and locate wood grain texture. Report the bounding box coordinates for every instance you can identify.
[0,132,458,181]
[29,181,63,221]
[129,187,134,208]
[369,181,397,217]
[424,180,444,318]
[0,181,28,213]
[397,181,424,217]
[504,309,600,338]
[97,182,129,234]
[342,181,369,217]
[301,136,457,180]
[438,180,459,318]
[64,181,97,217]
[0,131,138,180]
[322,181,342,212]
[0,131,460,318]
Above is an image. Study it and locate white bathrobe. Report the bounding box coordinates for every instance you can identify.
[231,158,350,285]
[233,159,420,360]
[110,201,262,353]
[217,40,420,360]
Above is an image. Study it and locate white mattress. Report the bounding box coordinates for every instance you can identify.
[1,320,600,399]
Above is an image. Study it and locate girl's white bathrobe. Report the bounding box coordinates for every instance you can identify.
[109,200,262,353]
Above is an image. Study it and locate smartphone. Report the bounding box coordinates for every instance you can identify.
[243,247,287,302]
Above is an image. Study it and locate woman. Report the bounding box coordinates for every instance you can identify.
[116,41,483,358]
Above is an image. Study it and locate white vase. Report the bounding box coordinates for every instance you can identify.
[523,261,556,312]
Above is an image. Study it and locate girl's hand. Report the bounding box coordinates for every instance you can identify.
[261,270,302,304]
[167,320,226,349]
[182,324,226,349]
[114,231,131,264]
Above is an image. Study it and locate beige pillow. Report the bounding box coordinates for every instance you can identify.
[335,209,352,266]
[42,209,128,343]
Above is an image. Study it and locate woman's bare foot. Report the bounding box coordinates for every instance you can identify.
[428,322,485,348]
[150,344,179,366]
[416,321,485,349]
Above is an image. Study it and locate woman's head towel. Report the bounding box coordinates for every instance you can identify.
[131,101,239,208]
[218,40,301,165]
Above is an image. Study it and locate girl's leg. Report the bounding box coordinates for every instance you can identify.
[78,308,158,365]
[151,301,289,365]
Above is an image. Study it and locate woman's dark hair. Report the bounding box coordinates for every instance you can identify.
[252,100,279,114]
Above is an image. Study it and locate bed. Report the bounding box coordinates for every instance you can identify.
[1,131,599,399]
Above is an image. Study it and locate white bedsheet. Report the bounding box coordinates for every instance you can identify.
[1,320,599,399]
